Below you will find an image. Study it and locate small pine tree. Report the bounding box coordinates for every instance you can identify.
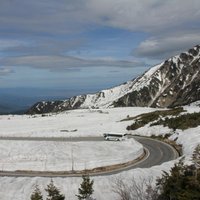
[192,144,200,168]
[76,174,94,200]
[156,159,185,200]
[192,144,200,181]
[31,185,43,200]
[45,179,65,200]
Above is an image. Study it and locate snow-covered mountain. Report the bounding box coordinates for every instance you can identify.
[26,45,200,114]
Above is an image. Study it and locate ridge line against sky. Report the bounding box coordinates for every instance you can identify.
[0,0,200,106]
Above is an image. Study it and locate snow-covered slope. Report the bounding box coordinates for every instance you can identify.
[1,104,200,200]
[27,45,200,114]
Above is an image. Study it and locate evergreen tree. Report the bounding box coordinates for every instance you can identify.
[76,174,94,200]
[31,185,43,200]
[156,157,200,200]
[192,144,200,169]
[45,180,65,200]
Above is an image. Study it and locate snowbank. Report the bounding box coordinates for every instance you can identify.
[0,139,143,171]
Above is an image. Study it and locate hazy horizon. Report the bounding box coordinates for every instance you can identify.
[0,68,144,113]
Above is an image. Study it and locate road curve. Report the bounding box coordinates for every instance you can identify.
[0,136,179,177]
[133,136,178,168]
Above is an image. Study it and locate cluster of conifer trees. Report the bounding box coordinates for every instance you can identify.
[156,145,200,200]
[30,175,94,200]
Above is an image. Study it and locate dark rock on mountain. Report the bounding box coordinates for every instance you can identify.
[26,45,200,114]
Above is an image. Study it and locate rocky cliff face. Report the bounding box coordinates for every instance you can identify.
[26,45,200,114]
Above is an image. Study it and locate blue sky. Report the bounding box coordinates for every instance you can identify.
[0,0,200,109]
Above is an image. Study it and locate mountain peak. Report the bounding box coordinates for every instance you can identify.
[26,45,200,114]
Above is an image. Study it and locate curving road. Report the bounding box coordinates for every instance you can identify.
[0,136,179,177]
[132,136,178,168]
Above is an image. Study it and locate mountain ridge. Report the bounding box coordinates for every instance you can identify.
[26,45,200,114]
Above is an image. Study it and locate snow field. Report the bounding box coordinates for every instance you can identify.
[0,104,200,199]
[0,139,143,171]
[0,107,158,137]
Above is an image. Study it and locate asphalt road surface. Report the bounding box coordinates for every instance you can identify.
[0,136,179,177]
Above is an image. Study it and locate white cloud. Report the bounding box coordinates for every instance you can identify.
[0,39,28,50]
[1,0,200,63]
[86,0,200,32]
[85,0,200,59]
[0,67,13,76]
[1,0,200,34]
[2,38,85,56]
[134,32,200,59]
[0,55,145,71]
